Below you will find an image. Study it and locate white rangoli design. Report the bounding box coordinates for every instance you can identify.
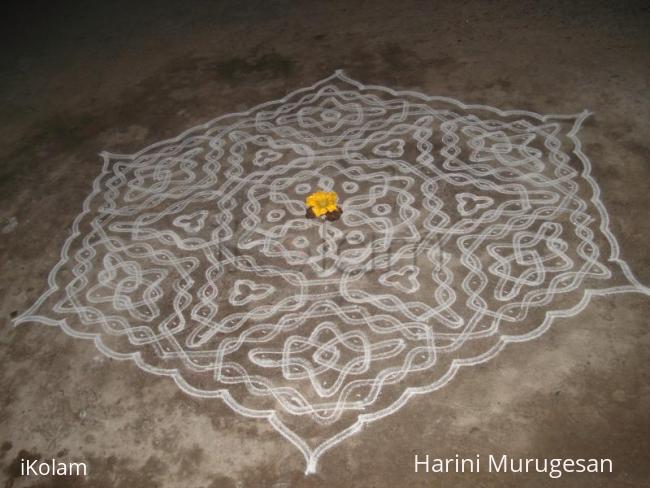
[15,71,649,473]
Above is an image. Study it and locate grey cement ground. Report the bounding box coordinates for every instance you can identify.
[0,1,649,487]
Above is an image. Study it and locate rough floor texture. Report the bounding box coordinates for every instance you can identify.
[0,1,648,487]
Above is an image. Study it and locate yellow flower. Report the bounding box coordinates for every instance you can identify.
[305,191,338,217]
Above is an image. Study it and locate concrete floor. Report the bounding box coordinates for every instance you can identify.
[1,1,649,487]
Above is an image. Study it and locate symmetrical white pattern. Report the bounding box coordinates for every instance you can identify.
[15,71,649,473]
